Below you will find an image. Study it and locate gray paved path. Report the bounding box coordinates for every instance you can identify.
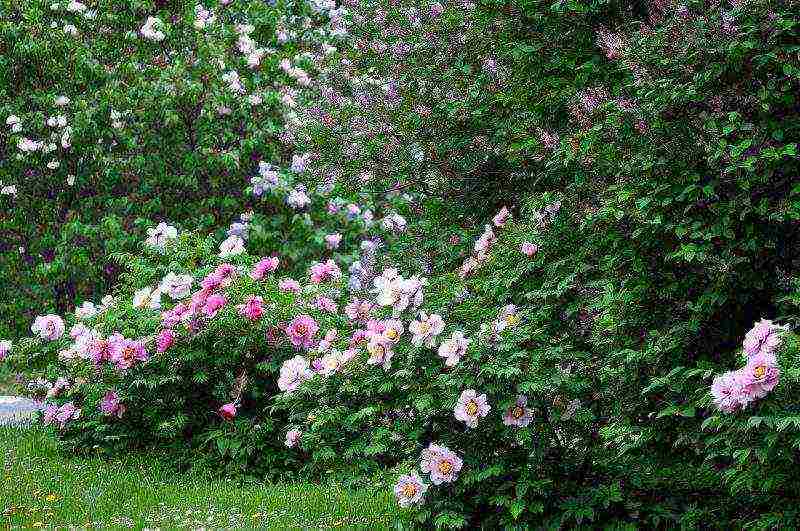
[0,395,39,426]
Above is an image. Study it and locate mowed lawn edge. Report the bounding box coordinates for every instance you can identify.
[1,426,406,529]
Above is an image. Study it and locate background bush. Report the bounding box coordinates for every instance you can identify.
[4,0,800,528]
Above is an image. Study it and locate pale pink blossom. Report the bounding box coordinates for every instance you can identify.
[521,242,538,257]
[454,389,491,428]
[503,395,533,427]
[32,314,65,341]
[394,472,428,507]
[438,331,469,366]
[250,257,280,280]
[285,428,302,447]
[309,259,342,284]
[279,278,301,293]
[409,312,445,348]
[278,355,313,392]
[420,444,462,485]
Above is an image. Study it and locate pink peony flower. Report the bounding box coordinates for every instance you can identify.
[313,297,338,313]
[503,395,533,427]
[286,315,319,349]
[0,340,11,361]
[366,338,394,371]
[238,295,265,321]
[156,329,175,353]
[89,333,122,366]
[741,351,780,399]
[54,402,81,427]
[285,428,302,448]
[324,233,342,249]
[438,331,469,367]
[380,319,404,344]
[309,259,342,284]
[492,206,511,227]
[219,402,237,421]
[278,355,313,392]
[250,256,280,280]
[711,370,752,413]
[109,337,148,371]
[394,471,429,507]
[31,314,65,341]
[202,293,227,317]
[521,241,538,257]
[344,299,374,323]
[409,312,445,348]
[420,444,462,485]
[454,389,491,428]
[742,319,784,358]
[279,278,301,293]
[100,391,126,418]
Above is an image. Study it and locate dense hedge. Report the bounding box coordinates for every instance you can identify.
[4,0,800,528]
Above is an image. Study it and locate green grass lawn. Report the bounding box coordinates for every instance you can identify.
[1,426,404,529]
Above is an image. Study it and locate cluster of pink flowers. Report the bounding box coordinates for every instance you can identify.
[89,333,149,372]
[43,401,81,429]
[309,259,342,283]
[100,391,126,418]
[711,319,786,413]
[459,207,513,278]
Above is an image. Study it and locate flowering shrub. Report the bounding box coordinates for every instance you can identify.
[3,0,800,528]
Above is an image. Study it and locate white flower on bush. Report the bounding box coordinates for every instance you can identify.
[66,1,87,12]
[438,331,469,367]
[381,212,407,233]
[61,127,72,149]
[160,272,193,300]
[193,4,216,30]
[1,185,17,197]
[74,301,98,320]
[63,24,79,36]
[372,269,426,316]
[6,115,22,133]
[409,312,445,348]
[55,96,70,107]
[133,286,162,310]
[17,137,42,153]
[140,16,166,42]
[286,188,311,209]
[219,235,245,258]
[31,314,65,341]
[278,355,313,392]
[454,389,491,428]
[145,222,177,249]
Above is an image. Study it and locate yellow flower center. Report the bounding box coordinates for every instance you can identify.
[754,365,766,379]
[438,460,453,475]
[465,400,478,416]
[419,322,430,334]
[402,483,418,498]
[368,343,385,356]
[386,329,399,340]
[512,406,524,419]
[505,314,519,326]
